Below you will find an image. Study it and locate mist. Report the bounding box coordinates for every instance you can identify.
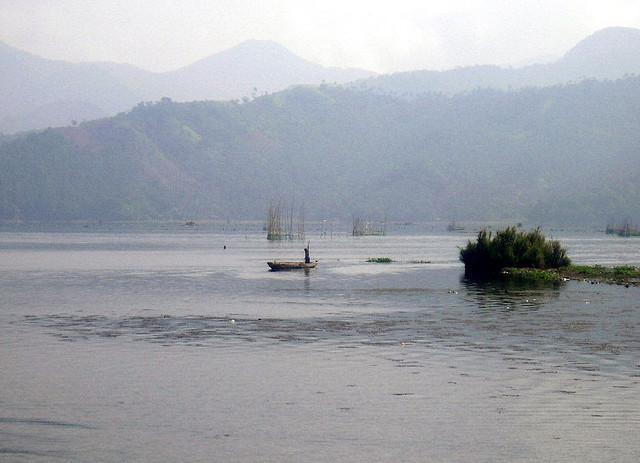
[1,0,639,73]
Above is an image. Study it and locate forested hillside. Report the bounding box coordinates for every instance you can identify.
[1,77,639,225]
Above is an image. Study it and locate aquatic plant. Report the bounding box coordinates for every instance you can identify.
[501,264,639,286]
[563,265,639,284]
[501,268,562,283]
[460,226,571,276]
[367,257,393,263]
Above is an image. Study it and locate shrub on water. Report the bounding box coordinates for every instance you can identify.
[460,226,570,276]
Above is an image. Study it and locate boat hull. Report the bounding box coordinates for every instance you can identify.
[267,260,318,271]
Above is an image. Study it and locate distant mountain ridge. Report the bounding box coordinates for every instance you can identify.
[2,27,640,134]
[0,40,374,133]
[160,40,374,101]
[358,27,640,96]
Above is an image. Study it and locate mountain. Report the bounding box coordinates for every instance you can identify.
[559,27,640,78]
[3,27,640,134]
[154,40,375,101]
[1,77,639,225]
[0,40,374,134]
[358,27,640,96]
[0,42,142,133]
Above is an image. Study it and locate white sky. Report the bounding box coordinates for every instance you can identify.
[1,0,639,73]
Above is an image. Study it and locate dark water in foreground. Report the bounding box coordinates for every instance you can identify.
[1,226,639,462]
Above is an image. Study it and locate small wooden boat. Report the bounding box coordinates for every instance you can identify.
[267,260,318,271]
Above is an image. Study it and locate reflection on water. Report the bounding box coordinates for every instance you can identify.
[1,228,639,462]
[461,275,561,308]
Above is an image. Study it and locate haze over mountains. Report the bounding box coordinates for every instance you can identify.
[0,40,374,133]
[2,27,640,134]
[356,27,640,96]
[1,27,640,226]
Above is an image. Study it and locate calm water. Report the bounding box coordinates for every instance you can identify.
[1,224,639,462]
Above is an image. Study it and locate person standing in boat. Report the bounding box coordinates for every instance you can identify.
[304,246,311,264]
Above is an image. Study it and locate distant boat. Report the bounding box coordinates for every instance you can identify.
[267,260,318,271]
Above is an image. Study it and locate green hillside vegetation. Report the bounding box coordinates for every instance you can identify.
[1,77,640,223]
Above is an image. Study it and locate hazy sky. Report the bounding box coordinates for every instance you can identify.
[1,0,640,73]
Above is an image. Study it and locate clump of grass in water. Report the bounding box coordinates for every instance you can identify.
[367,257,393,263]
[460,227,638,287]
[460,226,570,277]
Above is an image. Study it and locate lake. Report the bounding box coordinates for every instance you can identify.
[1,223,639,462]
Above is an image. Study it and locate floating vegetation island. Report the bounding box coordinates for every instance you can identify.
[502,265,640,286]
[367,257,394,263]
[460,227,571,276]
[461,226,639,286]
[560,265,640,286]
